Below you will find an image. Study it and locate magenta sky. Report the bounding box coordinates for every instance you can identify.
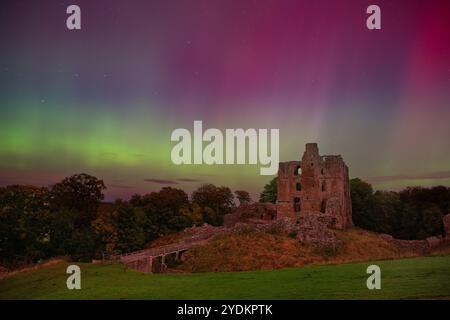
[1,0,450,200]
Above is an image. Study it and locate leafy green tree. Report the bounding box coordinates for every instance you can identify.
[259,178,277,203]
[350,183,446,240]
[69,227,101,262]
[398,202,421,240]
[399,186,450,214]
[350,178,375,230]
[50,173,106,227]
[372,191,402,235]
[398,187,446,239]
[115,201,145,253]
[421,204,444,238]
[0,185,51,267]
[139,187,192,240]
[49,173,106,261]
[427,186,450,213]
[48,208,77,256]
[91,205,118,255]
[192,184,235,225]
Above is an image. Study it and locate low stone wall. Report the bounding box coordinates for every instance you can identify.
[380,234,443,254]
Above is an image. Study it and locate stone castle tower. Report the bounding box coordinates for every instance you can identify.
[277,143,353,229]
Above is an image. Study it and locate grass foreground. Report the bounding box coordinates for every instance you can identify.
[1,255,450,300]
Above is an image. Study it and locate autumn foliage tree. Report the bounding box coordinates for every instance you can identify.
[192,184,235,225]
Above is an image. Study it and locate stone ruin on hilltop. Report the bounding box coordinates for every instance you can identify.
[116,143,450,273]
[225,143,450,251]
[223,143,353,248]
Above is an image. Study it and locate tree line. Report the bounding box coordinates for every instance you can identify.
[350,178,448,240]
[1,174,448,268]
[259,177,448,240]
[0,173,252,268]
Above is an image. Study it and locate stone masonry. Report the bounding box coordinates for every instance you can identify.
[223,203,277,227]
[277,143,353,229]
[444,214,450,240]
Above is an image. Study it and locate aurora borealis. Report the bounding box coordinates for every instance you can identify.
[1,0,450,200]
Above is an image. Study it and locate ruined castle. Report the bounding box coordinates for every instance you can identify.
[277,143,353,229]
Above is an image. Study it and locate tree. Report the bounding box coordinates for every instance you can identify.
[139,187,192,241]
[234,190,251,206]
[350,178,375,230]
[190,203,204,226]
[259,178,277,203]
[421,205,444,238]
[371,191,402,235]
[48,208,78,256]
[114,201,145,253]
[398,187,446,239]
[0,185,51,267]
[192,184,235,225]
[91,203,119,255]
[69,226,101,262]
[49,173,106,261]
[398,202,421,240]
[50,173,106,227]
[350,181,446,240]
[427,186,450,213]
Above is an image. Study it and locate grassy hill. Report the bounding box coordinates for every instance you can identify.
[1,255,450,299]
[178,228,441,272]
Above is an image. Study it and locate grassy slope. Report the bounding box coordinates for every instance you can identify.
[179,228,423,272]
[1,255,450,300]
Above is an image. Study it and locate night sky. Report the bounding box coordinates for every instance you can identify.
[1,0,450,200]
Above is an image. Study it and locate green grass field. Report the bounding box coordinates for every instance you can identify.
[1,255,449,300]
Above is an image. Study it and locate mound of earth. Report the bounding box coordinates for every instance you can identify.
[177,227,450,273]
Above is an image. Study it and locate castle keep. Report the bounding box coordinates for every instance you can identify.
[277,143,353,229]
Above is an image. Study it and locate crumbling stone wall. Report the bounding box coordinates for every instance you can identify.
[296,211,341,249]
[380,234,443,254]
[444,214,450,240]
[277,143,353,229]
[277,161,301,220]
